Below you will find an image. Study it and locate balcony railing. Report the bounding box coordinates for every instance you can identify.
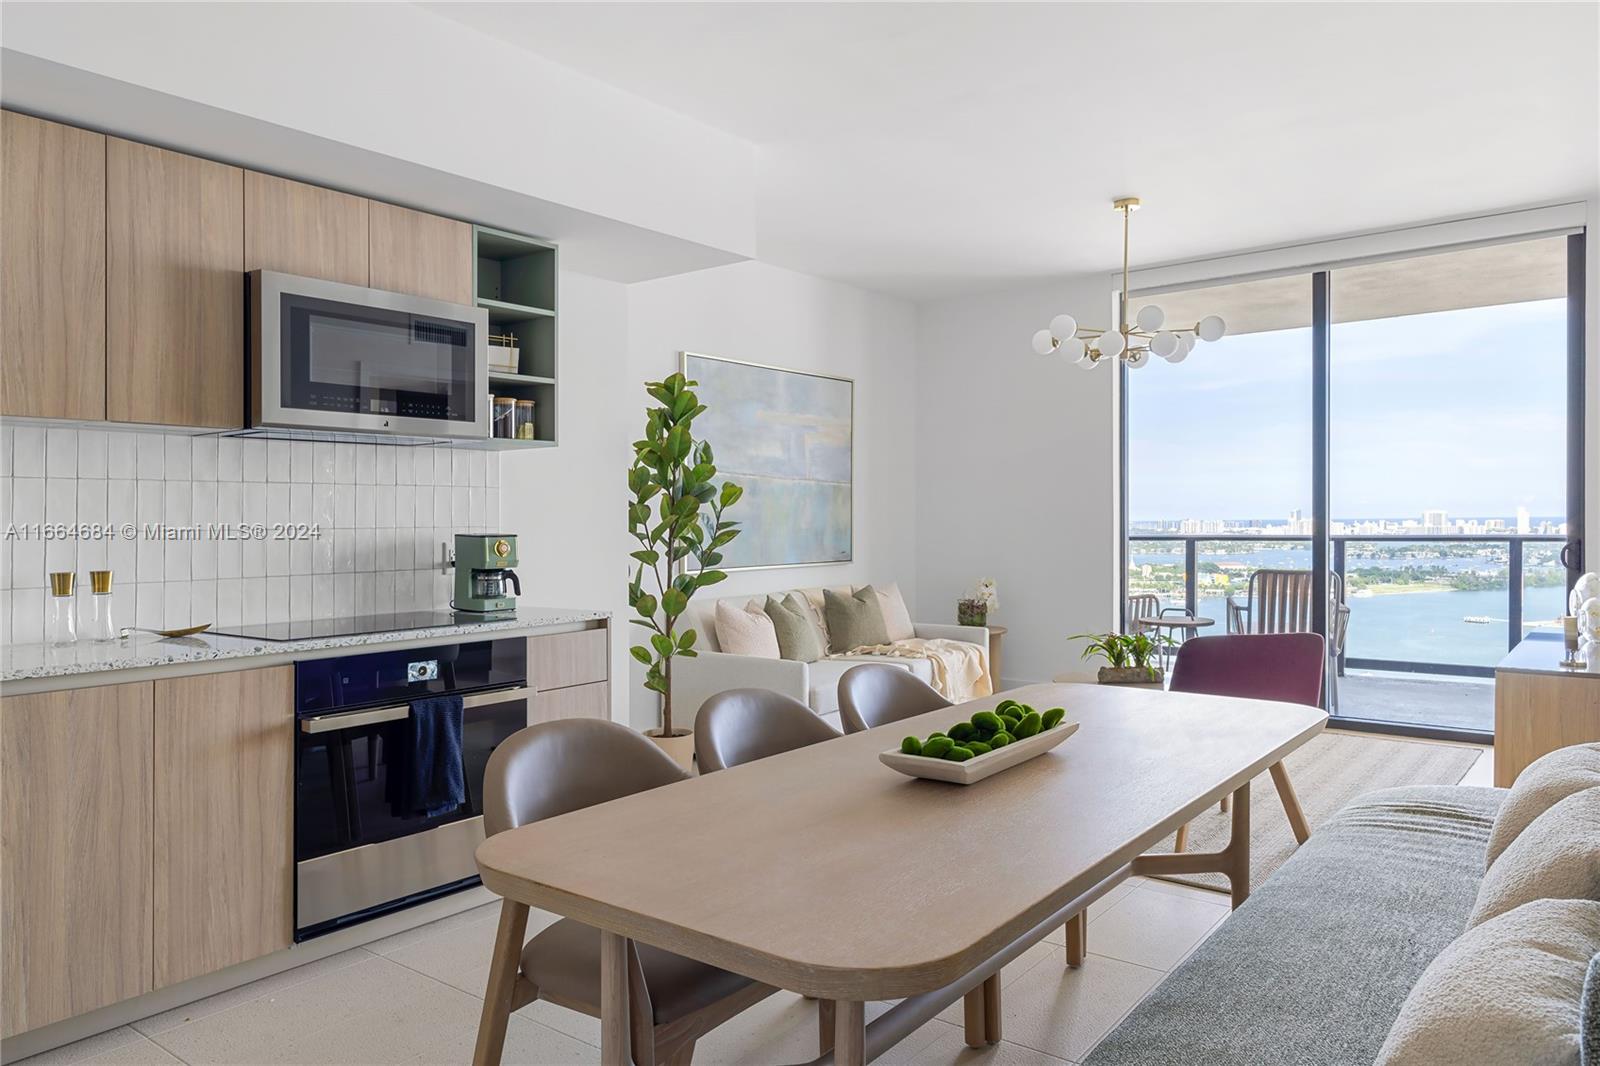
[1127,533,1567,678]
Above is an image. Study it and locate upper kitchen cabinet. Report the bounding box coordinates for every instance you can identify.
[106,138,245,429]
[0,111,106,420]
[369,201,473,304]
[245,170,368,285]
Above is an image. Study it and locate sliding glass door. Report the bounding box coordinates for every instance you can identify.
[1123,231,1585,741]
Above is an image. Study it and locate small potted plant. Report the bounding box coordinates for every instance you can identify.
[958,578,998,627]
[1071,631,1169,687]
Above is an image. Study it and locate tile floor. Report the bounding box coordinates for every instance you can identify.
[19,746,1493,1066]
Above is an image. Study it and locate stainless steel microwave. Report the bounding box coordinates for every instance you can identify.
[249,271,489,440]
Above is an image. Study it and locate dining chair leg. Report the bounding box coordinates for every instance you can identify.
[1174,822,1189,853]
[817,999,836,1054]
[1220,793,1231,814]
[473,900,529,1066]
[834,1000,866,1066]
[1064,911,1086,968]
[664,1040,696,1066]
[1268,760,1311,844]
[600,930,631,1066]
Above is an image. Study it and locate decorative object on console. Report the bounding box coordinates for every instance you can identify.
[1073,631,1168,686]
[957,578,997,627]
[1571,572,1600,614]
[682,351,852,569]
[628,371,744,768]
[1029,198,1226,370]
[823,586,890,654]
[880,700,1078,784]
[1579,596,1600,645]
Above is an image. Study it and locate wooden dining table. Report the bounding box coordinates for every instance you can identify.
[473,682,1327,1065]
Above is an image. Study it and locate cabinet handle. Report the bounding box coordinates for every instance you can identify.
[299,685,531,733]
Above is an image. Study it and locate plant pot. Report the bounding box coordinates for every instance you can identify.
[647,728,696,772]
[957,599,988,627]
[1097,665,1165,688]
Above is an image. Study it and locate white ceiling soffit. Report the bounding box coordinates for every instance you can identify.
[427,1,1600,302]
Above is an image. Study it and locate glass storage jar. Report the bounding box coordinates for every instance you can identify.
[46,571,77,646]
[87,569,118,642]
[514,399,536,440]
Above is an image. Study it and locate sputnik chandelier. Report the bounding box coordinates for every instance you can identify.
[1031,197,1227,369]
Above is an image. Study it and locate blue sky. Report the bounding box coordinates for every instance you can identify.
[1126,298,1568,522]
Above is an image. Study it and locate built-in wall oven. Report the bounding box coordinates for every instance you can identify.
[293,637,527,940]
[250,270,489,440]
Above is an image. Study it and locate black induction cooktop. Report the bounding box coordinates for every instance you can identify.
[209,609,514,642]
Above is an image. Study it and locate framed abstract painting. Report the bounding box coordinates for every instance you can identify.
[680,351,853,569]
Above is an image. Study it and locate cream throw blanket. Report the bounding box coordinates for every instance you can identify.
[844,638,993,702]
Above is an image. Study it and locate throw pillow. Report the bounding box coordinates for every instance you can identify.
[714,599,780,659]
[1470,786,1600,929]
[765,593,828,663]
[874,583,916,642]
[1488,742,1600,869]
[1584,952,1599,1066]
[824,586,890,654]
[1376,898,1600,1066]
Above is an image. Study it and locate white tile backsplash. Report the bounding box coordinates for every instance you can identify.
[1,429,499,636]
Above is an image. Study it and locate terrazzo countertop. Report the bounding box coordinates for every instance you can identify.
[2,607,610,687]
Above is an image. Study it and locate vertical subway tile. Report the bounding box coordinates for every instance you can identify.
[163,581,190,629]
[434,449,453,486]
[78,430,108,478]
[11,588,43,642]
[433,486,451,526]
[374,570,395,614]
[135,583,164,629]
[313,483,336,529]
[374,447,395,485]
[334,443,356,484]
[106,431,138,480]
[313,441,337,482]
[0,423,11,477]
[12,427,45,477]
[334,572,354,616]
[289,574,313,619]
[353,572,375,615]
[163,435,191,481]
[289,538,312,576]
[137,433,165,479]
[265,576,290,622]
[189,579,216,626]
[216,531,241,580]
[311,533,334,575]
[354,445,375,484]
[191,481,217,526]
[354,528,376,572]
[45,427,77,478]
[266,439,293,482]
[240,577,266,625]
[290,440,314,484]
[289,484,312,525]
[393,448,413,486]
[242,438,267,482]
[191,436,219,481]
[217,436,243,482]
[312,573,335,618]
[215,578,242,626]
[413,448,435,486]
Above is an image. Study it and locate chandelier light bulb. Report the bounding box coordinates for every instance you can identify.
[1135,305,1165,332]
[1168,336,1192,364]
[1096,330,1126,358]
[1197,314,1228,343]
[1059,336,1086,362]
[1049,313,1078,342]
[1125,348,1151,369]
[1031,329,1056,356]
[1149,330,1180,359]
[1075,350,1099,370]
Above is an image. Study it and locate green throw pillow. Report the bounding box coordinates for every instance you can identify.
[824,586,890,654]
[765,594,828,662]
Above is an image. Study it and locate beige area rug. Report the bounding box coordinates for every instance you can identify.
[1150,732,1482,893]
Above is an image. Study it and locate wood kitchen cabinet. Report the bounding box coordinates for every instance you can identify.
[369,200,473,304]
[245,170,369,286]
[528,627,611,723]
[1,682,153,1038]
[153,666,294,988]
[106,138,245,428]
[0,110,106,420]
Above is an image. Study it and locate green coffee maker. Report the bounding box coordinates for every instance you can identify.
[453,533,521,615]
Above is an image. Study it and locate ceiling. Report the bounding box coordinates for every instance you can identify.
[425,2,1597,301]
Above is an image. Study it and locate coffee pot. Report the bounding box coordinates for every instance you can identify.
[453,533,521,614]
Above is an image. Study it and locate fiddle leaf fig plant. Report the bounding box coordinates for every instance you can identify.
[627,372,743,738]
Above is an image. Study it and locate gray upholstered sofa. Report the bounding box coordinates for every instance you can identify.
[1085,765,1600,1066]
[1088,785,1498,1066]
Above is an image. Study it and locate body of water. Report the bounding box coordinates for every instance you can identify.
[1130,546,1564,668]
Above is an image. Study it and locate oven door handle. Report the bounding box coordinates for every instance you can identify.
[299,685,532,734]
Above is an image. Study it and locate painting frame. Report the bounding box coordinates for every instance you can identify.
[679,350,855,571]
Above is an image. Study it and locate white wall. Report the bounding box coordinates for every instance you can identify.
[622,261,919,727]
[913,274,1120,689]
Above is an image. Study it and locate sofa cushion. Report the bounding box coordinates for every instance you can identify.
[1084,785,1503,1066]
[874,583,916,642]
[1470,786,1600,928]
[765,593,827,663]
[1584,952,1599,1066]
[1489,742,1600,868]
[824,586,890,654]
[714,600,779,658]
[1375,898,1600,1066]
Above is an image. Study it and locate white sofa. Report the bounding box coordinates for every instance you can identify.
[672,586,990,731]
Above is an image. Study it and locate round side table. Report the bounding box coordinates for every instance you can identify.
[986,625,1007,688]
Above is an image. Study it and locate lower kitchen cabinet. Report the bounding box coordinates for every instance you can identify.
[533,680,610,723]
[153,666,294,988]
[1,683,154,1039]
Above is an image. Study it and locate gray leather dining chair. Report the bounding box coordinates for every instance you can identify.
[693,688,842,773]
[482,718,786,1066]
[836,663,952,734]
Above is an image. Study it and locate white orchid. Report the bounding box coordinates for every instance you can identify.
[972,578,998,610]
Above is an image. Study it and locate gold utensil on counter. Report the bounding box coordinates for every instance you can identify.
[119,623,214,639]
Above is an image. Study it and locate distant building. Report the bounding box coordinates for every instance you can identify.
[1422,509,1449,534]
[1517,506,1531,534]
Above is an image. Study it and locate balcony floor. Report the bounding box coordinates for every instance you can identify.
[1334,669,1494,734]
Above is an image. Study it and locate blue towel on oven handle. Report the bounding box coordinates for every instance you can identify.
[407,694,466,818]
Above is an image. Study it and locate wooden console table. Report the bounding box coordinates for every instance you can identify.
[1494,633,1600,787]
